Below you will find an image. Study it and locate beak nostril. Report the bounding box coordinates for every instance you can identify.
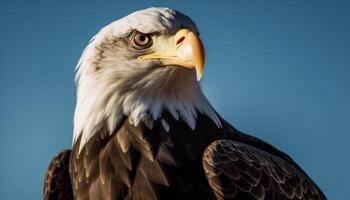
[176,36,185,45]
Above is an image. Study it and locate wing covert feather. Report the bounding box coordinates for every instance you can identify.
[203,139,326,200]
[44,150,74,200]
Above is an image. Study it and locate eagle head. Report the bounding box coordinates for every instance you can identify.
[73,7,221,150]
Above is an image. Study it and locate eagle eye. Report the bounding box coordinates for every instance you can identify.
[131,31,152,49]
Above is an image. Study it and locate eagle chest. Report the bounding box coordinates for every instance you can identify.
[70,115,220,200]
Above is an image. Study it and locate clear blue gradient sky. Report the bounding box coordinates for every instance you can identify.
[0,0,348,199]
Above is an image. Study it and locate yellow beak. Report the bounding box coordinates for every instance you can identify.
[137,29,205,81]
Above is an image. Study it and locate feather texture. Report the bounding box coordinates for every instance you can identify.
[44,150,73,200]
[203,139,326,200]
[69,113,222,200]
[66,113,326,199]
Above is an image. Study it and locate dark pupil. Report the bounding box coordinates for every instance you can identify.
[139,35,146,42]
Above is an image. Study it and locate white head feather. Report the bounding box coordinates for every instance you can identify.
[73,7,221,151]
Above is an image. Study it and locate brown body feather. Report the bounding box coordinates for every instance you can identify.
[44,113,326,200]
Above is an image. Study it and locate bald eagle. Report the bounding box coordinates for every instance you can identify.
[44,7,326,200]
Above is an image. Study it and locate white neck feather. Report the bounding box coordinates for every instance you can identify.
[73,63,221,151]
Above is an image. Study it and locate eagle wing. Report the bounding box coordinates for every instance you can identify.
[203,139,326,200]
[44,150,73,200]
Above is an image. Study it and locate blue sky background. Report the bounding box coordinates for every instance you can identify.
[0,0,349,199]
